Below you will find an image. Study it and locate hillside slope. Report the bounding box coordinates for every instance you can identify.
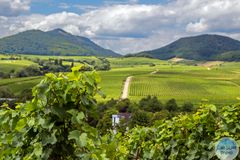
[0,29,120,57]
[135,34,240,61]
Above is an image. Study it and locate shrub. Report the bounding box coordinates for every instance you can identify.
[130,110,151,128]
[165,98,178,112]
[0,87,15,98]
[139,96,163,112]
[181,102,194,112]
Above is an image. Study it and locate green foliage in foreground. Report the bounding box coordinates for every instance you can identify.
[0,69,240,159]
[0,66,104,159]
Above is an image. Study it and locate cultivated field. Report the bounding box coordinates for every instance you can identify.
[129,63,240,104]
[0,54,239,104]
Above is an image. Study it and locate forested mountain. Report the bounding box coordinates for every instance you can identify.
[0,29,120,57]
[135,34,240,61]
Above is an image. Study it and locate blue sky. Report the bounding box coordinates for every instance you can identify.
[0,0,240,54]
[31,0,169,15]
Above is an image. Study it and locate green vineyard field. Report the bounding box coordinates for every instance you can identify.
[129,63,240,104]
[0,54,240,104]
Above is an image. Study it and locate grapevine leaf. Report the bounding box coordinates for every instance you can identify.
[209,105,217,112]
[79,133,88,147]
[68,130,81,141]
[33,143,42,157]
[15,118,26,132]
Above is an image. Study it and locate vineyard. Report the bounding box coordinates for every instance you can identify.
[129,64,240,104]
[0,54,240,104]
[1,67,240,159]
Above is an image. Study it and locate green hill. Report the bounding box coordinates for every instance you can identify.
[135,34,240,61]
[0,29,120,57]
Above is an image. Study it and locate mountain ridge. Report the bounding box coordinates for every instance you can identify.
[0,29,120,57]
[133,34,240,61]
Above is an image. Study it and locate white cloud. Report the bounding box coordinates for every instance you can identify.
[186,18,208,33]
[63,25,80,35]
[0,0,31,16]
[94,30,182,53]
[1,0,240,54]
[58,3,99,12]
[73,5,99,12]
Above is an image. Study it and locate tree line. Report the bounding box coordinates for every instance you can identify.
[0,56,111,79]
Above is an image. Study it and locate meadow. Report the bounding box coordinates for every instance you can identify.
[0,60,36,73]
[0,54,239,104]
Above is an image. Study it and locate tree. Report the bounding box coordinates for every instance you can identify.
[151,110,170,123]
[97,109,118,135]
[54,59,58,65]
[139,96,163,112]
[130,110,151,128]
[181,102,194,112]
[95,58,111,71]
[165,98,178,112]
[59,59,63,66]
[115,99,131,113]
[98,98,118,114]
[70,61,74,68]
[15,65,42,77]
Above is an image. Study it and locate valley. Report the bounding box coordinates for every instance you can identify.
[0,54,239,105]
[2,1,240,159]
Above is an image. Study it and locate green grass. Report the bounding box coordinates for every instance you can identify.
[108,57,167,68]
[0,76,41,95]
[0,60,37,73]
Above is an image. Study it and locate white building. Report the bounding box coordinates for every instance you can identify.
[112,113,131,134]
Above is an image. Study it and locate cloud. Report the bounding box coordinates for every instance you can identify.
[77,4,177,38]
[58,3,99,12]
[73,5,99,12]
[1,0,240,54]
[0,0,31,16]
[186,18,208,33]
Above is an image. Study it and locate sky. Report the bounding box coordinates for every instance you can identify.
[0,0,240,54]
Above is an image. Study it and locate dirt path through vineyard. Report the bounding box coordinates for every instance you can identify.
[121,76,133,99]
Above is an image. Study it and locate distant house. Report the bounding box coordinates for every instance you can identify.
[0,98,18,108]
[112,113,131,134]
[0,98,16,101]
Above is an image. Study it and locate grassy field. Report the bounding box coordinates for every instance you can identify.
[0,76,41,95]
[0,54,239,104]
[0,60,37,73]
[108,57,167,68]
